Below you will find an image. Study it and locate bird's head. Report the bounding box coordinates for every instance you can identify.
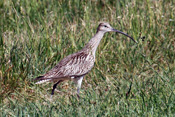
[97,22,137,43]
[97,22,114,33]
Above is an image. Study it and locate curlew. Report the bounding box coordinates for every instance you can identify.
[35,22,137,98]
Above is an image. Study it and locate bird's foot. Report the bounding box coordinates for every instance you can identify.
[77,93,80,99]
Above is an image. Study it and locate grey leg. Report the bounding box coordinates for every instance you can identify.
[73,76,84,98]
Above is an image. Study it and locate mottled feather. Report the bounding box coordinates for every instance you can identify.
[35,50,94,82]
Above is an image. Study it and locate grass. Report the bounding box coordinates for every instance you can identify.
[0,0,175,116]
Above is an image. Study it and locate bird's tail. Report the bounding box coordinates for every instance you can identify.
[34,76,51,84]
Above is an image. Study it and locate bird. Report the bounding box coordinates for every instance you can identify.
[35,22,137,98]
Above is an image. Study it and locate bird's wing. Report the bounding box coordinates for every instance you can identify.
[43,51,95,79]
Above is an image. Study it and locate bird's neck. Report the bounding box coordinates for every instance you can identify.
[83,31,105,57]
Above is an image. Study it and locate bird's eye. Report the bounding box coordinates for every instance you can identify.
[104,25,108,28]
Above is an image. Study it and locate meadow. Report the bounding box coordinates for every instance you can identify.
[0,0,175,116]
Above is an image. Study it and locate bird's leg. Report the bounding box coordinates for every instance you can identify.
[51,80,63,95]
[77,87,80,99]
[74,76,84,98]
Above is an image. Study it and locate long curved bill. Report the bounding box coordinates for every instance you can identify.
[112,29,137,43]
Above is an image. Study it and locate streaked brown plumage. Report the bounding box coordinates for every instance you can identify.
[35,22,137,98]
